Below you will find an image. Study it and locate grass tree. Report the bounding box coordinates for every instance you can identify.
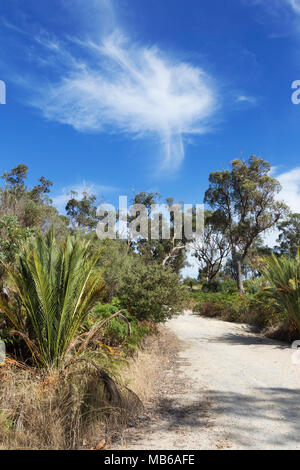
[0,231,105,368]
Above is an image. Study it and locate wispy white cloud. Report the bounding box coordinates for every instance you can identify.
[285,0,300,13]
[0,17,27,34]
[263,166,300,247]
[30,31,218,170]
[236,95,257,104]
[1,0,220,170]
[276,166,300,212]
[51,181,117,212]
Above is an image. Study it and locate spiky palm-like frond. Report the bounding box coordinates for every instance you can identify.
[262,250,300,331]
[0,232,105,368]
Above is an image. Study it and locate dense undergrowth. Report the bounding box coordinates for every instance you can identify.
[1,161,300,449]
[0,231,186,449]
[189,271,300,342]
[0,296,155,449]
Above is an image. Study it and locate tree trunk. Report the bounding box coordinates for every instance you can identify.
[232,247,244,293]
[236,258,244,293]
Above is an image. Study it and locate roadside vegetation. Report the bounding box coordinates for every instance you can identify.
[0,156,300,449]
[189,157,300,342]
[0,165,186,449]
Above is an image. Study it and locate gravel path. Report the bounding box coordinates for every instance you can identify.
[120,311,300,450]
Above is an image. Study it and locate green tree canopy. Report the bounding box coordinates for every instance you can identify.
[204,156,288,292]
[276,213,300,257]
[66,191,99,231]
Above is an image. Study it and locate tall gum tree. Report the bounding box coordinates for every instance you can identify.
[204,156,288,292]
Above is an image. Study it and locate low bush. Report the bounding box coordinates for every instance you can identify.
[117,259,187,323]
[86,299,156,355]
[193,291,273,326]
[99,242,187,323]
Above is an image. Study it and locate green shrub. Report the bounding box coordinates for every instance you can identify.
[99,242,187,322]
[197,279,238,294]
[244,278,264,294]
[201,280,221,293]
[219,279,238,294]
[118,259,187,323]
[261,251,300,332]
[194,291,271,326]
[87,299,154,355]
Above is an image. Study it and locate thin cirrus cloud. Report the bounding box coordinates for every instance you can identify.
[286,0,300,13]
[236,95,257,104]
[30,31,218,170]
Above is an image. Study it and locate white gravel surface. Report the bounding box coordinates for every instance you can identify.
[121,311,300,450]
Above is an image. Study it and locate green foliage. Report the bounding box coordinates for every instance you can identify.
[204,156,288,291]
[276,213,300,258]
[219,279,238,293]
[99,240,187,322]
[193,291,271,326]
[261,251,300,331]
[243,278,265,294]
[99,240,132,301]
[0,232,105,368]
[90,299,153,354]
[0,215,37,266]
[65,191,99,230]
[117,257,187,323]
[201,280,222,293]
[196,279,237,294]
[90,300,130,345]
[0,165,58,231]
[2,164,28,197]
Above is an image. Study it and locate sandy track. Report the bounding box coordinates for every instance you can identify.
[120,311,300,450]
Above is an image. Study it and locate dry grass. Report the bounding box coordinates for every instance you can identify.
[262,320,299,343]
[0,328,177,450]
[0,362,133,450]
[122,326,180,403]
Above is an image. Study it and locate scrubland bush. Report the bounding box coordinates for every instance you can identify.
[117,261,187,323]
[0,229,185,449]
[100,242,187,323]
[86,300,156,355]
[193,291,273,327]
[192,252,300,341]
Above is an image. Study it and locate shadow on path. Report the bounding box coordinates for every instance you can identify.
[152,386,300,448]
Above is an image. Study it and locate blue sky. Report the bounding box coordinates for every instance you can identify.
[1,0,300,219]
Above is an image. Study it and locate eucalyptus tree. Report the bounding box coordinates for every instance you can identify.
[204,156,288,292]
[66,190,99,231]
[192,211,230,283]
[131,192,188,273]
[0,164,54,229]
[276,213,300,257]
